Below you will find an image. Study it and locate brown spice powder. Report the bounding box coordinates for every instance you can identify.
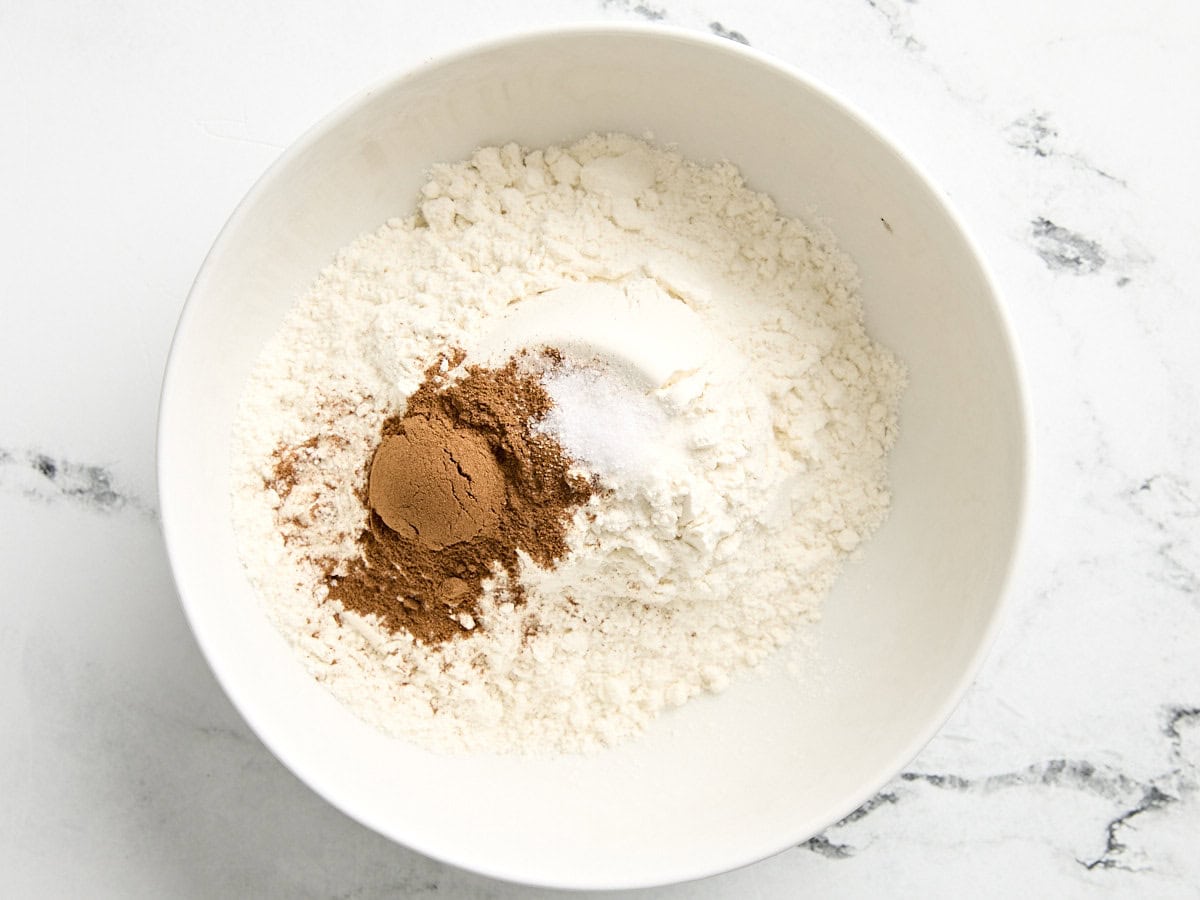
[268,435,320,498]
[324,351,592,644]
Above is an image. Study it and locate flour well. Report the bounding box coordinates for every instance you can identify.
[231,133,905,754]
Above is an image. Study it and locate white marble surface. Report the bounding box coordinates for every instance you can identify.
[3,1,1198,896]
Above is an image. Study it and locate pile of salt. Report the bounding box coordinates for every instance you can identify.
[537,362,679,484]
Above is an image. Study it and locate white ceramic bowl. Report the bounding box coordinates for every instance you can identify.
[159,24,1027,891]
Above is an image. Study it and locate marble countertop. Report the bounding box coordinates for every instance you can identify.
[3,1,1198,896]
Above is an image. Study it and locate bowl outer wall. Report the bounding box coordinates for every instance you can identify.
[157,23,1029,891]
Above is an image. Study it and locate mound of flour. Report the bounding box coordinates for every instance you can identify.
[231,133,905,753]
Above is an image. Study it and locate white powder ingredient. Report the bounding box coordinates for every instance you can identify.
[231,133,905,754]
[538,361,677,483]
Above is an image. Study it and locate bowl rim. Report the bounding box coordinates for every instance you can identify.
[157,20,1032,891]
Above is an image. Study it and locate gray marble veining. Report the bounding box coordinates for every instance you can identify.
[0,447,154,517]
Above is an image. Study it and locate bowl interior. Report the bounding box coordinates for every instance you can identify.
[159,27,1025,890]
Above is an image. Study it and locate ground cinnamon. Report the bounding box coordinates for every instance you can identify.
[325,351,592,644]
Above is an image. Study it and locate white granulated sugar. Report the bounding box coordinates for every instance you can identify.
[231,133,905,754]
[537,361,679,483]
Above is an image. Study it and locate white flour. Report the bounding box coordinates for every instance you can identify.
[231,133,905,754]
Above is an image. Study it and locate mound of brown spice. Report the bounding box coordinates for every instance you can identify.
[325,351,593,644]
